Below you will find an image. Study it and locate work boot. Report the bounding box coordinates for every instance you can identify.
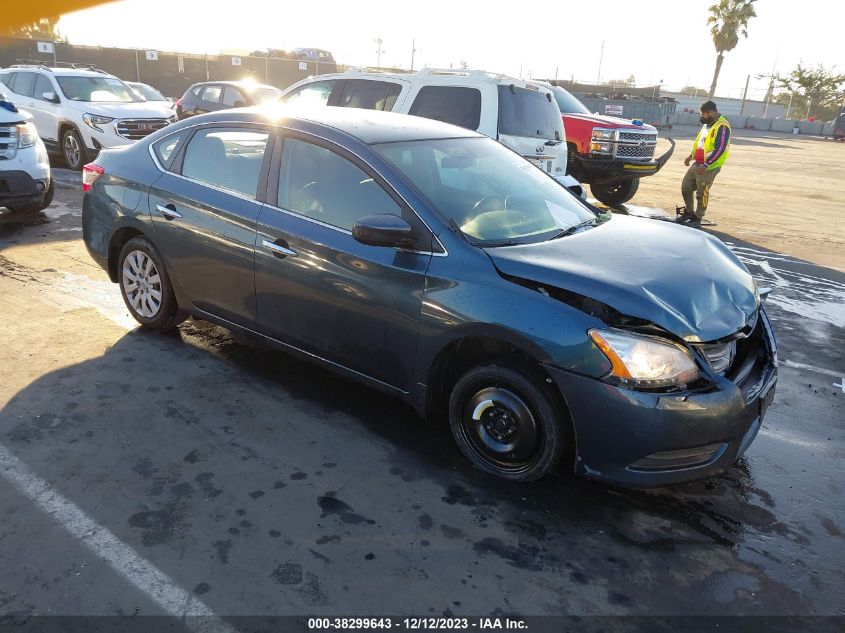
[676,212,696,224]
[686,218,702,229]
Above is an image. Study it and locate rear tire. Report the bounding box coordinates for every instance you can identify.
[118,236,187,330]
[448,365,563,481]
[591,178,640,207]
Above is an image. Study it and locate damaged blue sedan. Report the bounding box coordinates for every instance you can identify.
[82,107,777,487]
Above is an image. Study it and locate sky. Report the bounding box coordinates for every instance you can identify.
[57,0,844,100]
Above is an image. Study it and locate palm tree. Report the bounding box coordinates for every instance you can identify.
[707,0,757,98]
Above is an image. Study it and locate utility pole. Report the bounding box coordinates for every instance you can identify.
[785,91,794,119]
[763,50,779,117]
[596,40,604,84]
[806,96,813,120]
[374,37,384,70]
[134,49,140,81]
[739,74,750,115]
[410,38,418,71]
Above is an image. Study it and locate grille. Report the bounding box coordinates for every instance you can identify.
[699,340,738,375]
[115,118,170,140]
[619,131,657,143]
[616,144,656,159]
[0,125,18,160]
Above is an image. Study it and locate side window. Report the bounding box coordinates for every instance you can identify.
[278,137,400,231]
[12,71,36,97]
[408,86,482,130]
[181,127,270,198]
[152,131,187,170]
[222,86,245,107]
[33,75,55,101]
[280,80,335,106]
[338,80,402,111]
[201,85,223,103]
[0,71,13,88]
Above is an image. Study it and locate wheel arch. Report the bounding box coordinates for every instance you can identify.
[107,225,146,282]
[424,332,576,468]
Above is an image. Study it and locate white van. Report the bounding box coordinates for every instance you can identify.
[279,68,584,196]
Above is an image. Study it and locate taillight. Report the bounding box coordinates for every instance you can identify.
[82,163,105,192]
[175,98,182,107]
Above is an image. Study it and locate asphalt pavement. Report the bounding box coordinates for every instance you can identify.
[0,173,842,631]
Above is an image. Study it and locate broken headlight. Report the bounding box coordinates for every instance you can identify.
[589,329,700,389]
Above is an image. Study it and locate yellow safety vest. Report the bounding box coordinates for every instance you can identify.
[692,115,731,170]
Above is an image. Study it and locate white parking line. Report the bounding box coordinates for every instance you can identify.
[0,442,236,632]
[779,359,843,379]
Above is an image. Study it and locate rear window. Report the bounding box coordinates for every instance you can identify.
[338,79,402,111]
[497,85,563,141]
[408,86,481,130]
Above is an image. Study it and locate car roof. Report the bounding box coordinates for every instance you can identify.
[192,80,279,90]
[3,66,116,78]
[192,105,481,144]
[291,68,548,90]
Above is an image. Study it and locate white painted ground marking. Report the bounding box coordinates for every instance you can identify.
[0,442,237,632]
[779,359,843,379]
[833,378,845,394]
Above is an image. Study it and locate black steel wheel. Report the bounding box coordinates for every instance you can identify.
[590,178,640,207]
[448,365,563,481]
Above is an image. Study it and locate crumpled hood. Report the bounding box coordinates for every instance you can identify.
[66,100,174,119]
[563,112,657,131]
[484,215,758,342]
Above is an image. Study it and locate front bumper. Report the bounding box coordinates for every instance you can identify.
[0,169,51,208]
[576,138,676,184]
[548,309,777,487]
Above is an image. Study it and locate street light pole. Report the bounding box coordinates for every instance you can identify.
[375,37,384,70]
[596,40,604,84]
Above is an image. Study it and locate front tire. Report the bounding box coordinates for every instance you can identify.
[61,128,86,170]
[118,236,187,330]
[590,178,640,207]
[448,365,564,481]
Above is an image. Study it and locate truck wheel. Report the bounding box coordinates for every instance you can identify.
[590,179,640,207]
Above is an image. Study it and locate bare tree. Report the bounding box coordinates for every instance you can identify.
[707,0,757,98]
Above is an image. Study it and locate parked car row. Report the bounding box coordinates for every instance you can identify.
[0,64,176,170]
[277,68,674,205]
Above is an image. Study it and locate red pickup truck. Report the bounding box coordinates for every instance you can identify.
[550,85,675,206]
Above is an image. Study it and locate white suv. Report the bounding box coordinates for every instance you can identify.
[0,65,176,170]
[279,68,583,195]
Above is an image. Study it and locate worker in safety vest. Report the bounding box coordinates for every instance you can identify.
[678,100,731,228]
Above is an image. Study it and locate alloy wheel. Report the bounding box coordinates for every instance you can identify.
[64,134,81,168]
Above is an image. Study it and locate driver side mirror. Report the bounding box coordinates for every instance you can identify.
[352,214,414,247]
[42,91,59,104]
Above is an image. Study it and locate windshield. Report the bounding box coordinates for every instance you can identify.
[376,137,599,246]
[497,85,564,141]
[57,76,139,102]
[250,86,282,103]
[131,83,166,101]
[551,86,590,115]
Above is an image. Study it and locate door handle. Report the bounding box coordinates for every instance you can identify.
[155,204,182,220]
[262,239,298,258]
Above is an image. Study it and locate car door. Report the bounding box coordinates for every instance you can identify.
[222,85,246,108]
[253,132,433,391]
[189,84,222,116]
[27,73,61,148]
[148,124,272,325]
